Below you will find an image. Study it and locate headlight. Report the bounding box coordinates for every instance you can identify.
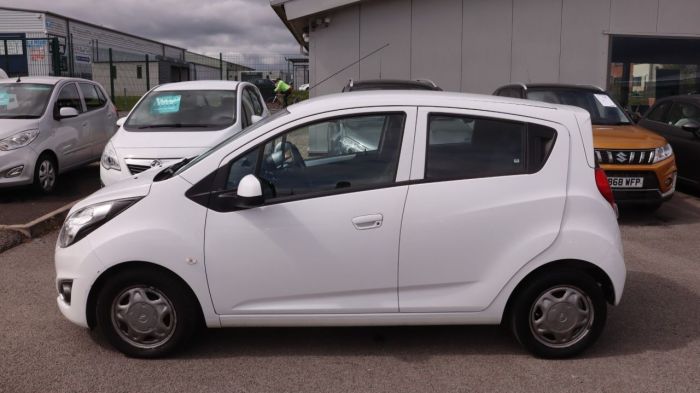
[58,198,141,248]
[0,129,39,151]
[101,142,121,171]
[653,143,673,163]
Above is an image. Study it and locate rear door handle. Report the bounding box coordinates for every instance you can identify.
[352,214,383,230]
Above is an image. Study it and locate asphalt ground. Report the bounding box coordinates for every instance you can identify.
[0,163,100,225]
[0,194,699,392]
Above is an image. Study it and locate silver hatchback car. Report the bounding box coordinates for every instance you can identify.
[0,77,117,193]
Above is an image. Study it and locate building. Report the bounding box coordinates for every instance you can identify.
[271,0,700,112]
[0,6,250,99]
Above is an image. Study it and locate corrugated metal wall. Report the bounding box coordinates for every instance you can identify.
[0,9,46,34]
[307,0,700,96]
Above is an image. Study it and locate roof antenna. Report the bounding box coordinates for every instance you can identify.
[16,75,21,83]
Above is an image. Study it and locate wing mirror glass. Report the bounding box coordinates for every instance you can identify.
[115,117,127,127]
[58,107,79,119]
[235,174,264,208]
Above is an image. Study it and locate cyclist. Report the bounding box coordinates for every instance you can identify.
[274,78,292,107]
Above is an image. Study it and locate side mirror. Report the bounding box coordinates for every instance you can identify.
[115,117,127,127]
[251,115,263,124]
[58,107,79,119]
[235,174,264,208]
[681,120,700,134]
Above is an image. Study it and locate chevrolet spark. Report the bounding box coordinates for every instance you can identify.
[55,91,626,359]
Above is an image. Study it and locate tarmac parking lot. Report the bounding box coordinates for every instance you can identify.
[0,185,698,392]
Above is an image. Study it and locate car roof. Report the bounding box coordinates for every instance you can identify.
[0,76,94,85]
[289,90,591,118]
[522,83,605,93]
[345,79,441,91]
[154,80,244,91]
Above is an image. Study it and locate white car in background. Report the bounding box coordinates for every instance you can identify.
[0,68,8,79]
[100,80,269,186]
[56,91,625,359]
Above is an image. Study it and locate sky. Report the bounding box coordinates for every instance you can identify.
[3,0,301,56]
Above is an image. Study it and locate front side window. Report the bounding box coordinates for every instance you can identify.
[0,83,53,119]
[56,83,83,114]
[667,102,700,128]
[646,102,671,123]
[79,83,105,111]
[125,89,236,131]
[223,113,406,200]
[245,87,263,116]
[426,114,526,180]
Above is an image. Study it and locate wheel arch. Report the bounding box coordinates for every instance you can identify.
[37,149,59,172]
[502,259,615,323]
[85,261,205,329]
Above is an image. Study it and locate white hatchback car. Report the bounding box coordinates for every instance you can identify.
[55,91,625,359]
[100,80,269,186]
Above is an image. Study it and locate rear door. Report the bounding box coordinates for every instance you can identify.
[78,82,114,158]
[398,107,568,312]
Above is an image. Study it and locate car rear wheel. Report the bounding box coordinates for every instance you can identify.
[33,154,57,193]
[510,270,607,358]
[96,268,199,358]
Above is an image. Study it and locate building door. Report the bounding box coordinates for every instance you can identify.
[0,34,28,77]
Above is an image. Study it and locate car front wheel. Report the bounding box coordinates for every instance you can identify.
[33,154,57,193]
[95,268,199,358]
[510,270,607,358]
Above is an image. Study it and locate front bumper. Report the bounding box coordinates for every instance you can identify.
[601,156,677,205]
[0,147,39,188]
[54,237,104,328]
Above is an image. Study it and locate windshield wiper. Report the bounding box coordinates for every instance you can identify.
[154,157,193,181]
[137,124,210,129]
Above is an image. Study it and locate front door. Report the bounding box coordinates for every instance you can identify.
[52,82,90,169]
[660,101,700,184]
[399,108,569,312]
[204,108,416,314]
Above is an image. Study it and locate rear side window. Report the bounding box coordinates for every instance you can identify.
[79,83,105,111]
[425,114,555,180]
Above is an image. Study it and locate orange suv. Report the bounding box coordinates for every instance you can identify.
[494,84,677,209]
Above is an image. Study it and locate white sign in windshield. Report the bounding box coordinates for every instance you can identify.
[594,94,617,108]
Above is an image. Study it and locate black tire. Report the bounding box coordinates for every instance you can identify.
[33,154,57,193]
[509,270,607,359]
[95,268,200,358]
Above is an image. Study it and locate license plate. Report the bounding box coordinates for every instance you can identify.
[608,177,644,188]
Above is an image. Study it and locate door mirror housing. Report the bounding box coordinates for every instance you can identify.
[58,107,79,119]
[235,174,264,208]
[681,120,700,135]
[251,115,263,124]
[115,117,127,127]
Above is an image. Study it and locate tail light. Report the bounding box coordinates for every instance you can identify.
[595,167,618,215]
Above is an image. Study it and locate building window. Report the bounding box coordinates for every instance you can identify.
[136,65,143,79]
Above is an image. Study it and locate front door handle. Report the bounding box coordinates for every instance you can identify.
[352,214,383,230]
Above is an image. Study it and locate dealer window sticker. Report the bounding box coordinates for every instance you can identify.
[152,95,182,114]
[0,92,9,106]
[594,94,617,108]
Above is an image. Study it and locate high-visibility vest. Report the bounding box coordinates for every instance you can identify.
[275,80,291,93]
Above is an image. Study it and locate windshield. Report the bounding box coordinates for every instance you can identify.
[172,109,290,177]
[125,89,237,131]
[0,83,53,119]
[527,88,632,125]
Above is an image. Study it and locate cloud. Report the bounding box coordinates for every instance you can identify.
[2,0,300,55]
